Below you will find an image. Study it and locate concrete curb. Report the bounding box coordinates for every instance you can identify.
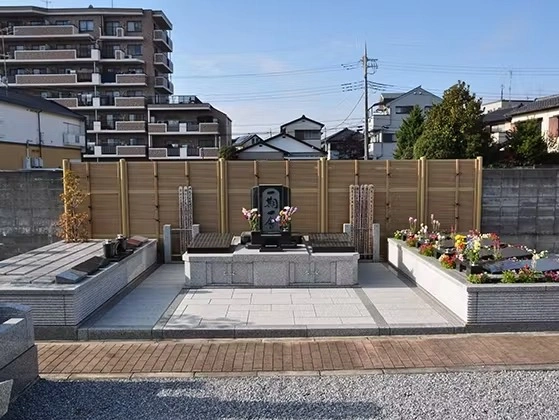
[39,363,559,380]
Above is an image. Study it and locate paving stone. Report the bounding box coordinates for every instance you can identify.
[340,317,377,324]
[294,317,342,325]
[209,298,252,305]
[251,295,292,305]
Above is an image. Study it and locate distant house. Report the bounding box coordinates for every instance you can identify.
[483,95,559,144]
[507,95,559,140]
[279,115,324,150]
[0,88,85,170]
[236,132,325,160]
[322,128,363,160]
[368,86,441,160]
[232,134,263,149]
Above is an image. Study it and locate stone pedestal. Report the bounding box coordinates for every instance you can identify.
[0,303,38,406]
[183,245,359,287]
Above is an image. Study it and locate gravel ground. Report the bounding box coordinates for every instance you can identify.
[5,370,559,420]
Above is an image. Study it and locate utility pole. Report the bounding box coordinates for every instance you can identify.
[508,70,512,102]
[361,44,378,160]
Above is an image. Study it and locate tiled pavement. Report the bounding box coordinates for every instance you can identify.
[161,263,461,337]
[38,333,559,377]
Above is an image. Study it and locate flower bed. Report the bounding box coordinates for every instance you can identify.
[389,214,559,326]
[388,238,559,325]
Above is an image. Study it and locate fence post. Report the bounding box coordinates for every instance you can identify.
[475,156,483,231]
[418,157,427,224]
[163,224,172,263]
[319,158,328,232]
[217,158,228,233]
[118,159,130,236]
[62,159,70,242]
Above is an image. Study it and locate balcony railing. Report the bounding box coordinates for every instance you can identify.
[11,72,100,85]
[146,95,202,105]
[148,146,219,160]
[148,121,219,134]
[154,53,173,73]
[10,48,99,61]
[88,120,146,132]
[154,76,173,93]
[10,24,92,38]
[153,30,173,51]
[370,113,391,131]
[85,145,147,158]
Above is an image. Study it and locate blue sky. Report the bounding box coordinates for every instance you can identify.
[4,0,559,137]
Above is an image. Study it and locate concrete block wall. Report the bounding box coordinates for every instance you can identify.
[482,168,559,252]
[0,170,62,261]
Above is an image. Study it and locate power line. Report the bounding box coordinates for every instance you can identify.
[174,62,359,79]
[333,92,364,129]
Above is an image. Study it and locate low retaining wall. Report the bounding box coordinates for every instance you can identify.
[388,238,559,325]
[0,241,157,328]
[184,246,359,287]
[0,303,38,406]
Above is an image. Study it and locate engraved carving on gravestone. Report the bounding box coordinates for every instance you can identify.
[251,185,290,234]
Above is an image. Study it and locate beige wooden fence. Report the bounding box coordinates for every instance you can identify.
[64,157,483,257]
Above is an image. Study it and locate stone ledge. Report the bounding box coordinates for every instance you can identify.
[388,238,559,325]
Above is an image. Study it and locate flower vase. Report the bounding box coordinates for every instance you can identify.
[466,262,484,275]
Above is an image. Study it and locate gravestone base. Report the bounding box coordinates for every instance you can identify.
[183,243,359,287]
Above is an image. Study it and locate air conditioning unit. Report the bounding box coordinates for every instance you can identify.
[39,45,47,51]
[126,55,133,59]
[115,50,124,60]
[116,27,124,37]
[31,157,43,168]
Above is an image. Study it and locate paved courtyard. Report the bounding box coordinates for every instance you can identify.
[81,263,462,339]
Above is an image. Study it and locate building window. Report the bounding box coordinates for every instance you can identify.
[127,44,142,58]
[104,21,120,36]
[79,20,94,33]
[395,106,414,114]
[382,133,395,143]
[55,20,70,26]
[127,21,142,33]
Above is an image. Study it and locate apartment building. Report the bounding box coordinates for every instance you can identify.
[0,5,174,160]
[143,95,231,160]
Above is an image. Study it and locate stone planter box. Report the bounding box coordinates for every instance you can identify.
[0,241,157,331]
[0,303,38,408]
[183,245,359,287]
[388,238,559,325]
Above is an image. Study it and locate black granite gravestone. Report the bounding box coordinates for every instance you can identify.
[249,185,293,251]
[251,185,290,233]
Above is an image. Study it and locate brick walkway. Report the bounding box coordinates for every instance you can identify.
[38,333,559,378]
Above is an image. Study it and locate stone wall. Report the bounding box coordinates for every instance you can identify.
[482,168,559,252]
[0,170,62,260]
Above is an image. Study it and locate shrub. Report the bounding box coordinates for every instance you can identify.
[419,243,435,257]
[467,273,490,284]
[439,254,456,269]
[406,236,418,247]
[57,170,90,243]
[501,270,517,283]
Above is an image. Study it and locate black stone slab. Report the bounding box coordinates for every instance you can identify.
[127,235,148,248]
[500,247,532,260]
[482,259,531,274]
[55,269,87,284]
[71,256,109,275]
[187,233,234,254]
[308,233,355,253]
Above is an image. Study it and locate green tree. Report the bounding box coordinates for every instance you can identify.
[413,81,492,160]
[393,105,424,159]
[218,145,238,160]
[506,119,547,165]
